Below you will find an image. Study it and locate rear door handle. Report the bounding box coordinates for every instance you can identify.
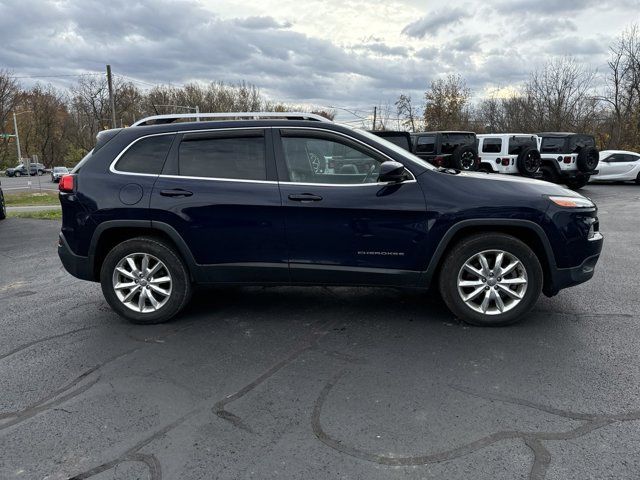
[160,188,193,197]
[288,193,323,202]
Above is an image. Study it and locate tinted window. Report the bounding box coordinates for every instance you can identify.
[508,136,536,155]
[379,134,411,151]
[568,135,595,152]
[178,135,266,180]
[440,133,475,154]
[116,135,174,174]
[281,136,383,184]
[482,138,502,154]
[540,137,565,154]
[416,135,435,153]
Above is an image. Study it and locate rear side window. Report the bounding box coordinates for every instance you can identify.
[482,138,502,153]
[178,135,266,180]
[540,137,565,154]
[115,135,174,174]
[568,135,595,152]
[440,134,475,154]
[416,136,435,153]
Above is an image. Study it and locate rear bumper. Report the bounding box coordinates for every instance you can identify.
[58,232,94,281]
[544,232,603,296]
[560,169,598,178]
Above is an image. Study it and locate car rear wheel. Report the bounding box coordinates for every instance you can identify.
[438,233,542,326]
[100,237,192,324]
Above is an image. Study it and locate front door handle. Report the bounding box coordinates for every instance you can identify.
[288,193,323,202]
[160,188,193,197]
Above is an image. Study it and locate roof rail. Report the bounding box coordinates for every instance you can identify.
[131,111,332,127]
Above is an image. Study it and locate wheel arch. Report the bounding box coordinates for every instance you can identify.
[89,220,197,281]
[424,219,557,294]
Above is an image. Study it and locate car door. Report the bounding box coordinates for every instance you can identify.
[600,154,629,178]
[150,127,288,283]
[274,128,429,286]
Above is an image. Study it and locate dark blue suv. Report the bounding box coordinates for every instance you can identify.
[58,113,603,326]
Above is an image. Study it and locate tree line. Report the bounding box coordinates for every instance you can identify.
[1,24,638,169]
[393,25,640,151]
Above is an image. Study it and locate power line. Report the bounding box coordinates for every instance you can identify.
[13,73,103,79]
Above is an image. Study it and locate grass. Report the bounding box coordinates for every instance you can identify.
[4,191,59,207]
[6,209,62,220]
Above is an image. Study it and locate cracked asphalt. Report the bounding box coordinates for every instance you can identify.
[1,183,639,480]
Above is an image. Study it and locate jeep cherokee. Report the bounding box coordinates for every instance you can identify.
[57,112,603,327]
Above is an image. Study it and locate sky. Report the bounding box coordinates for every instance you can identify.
[0,0,638,119]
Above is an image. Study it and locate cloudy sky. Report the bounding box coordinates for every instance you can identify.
[1,0,638,117]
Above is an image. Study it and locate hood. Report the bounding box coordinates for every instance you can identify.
[454,171,581,197]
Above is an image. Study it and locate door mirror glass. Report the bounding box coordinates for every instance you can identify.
[378,161,407,183]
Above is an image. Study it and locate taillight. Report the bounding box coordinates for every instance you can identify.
[59,174,75,192]
[563,156,572,163]
[501,158,510,166]
[434,156,444,167]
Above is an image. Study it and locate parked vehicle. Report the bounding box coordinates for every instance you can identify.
[51,166,69,183]
[589,150,640,184]
[537,133,599,189]
[410,131,480,171]
[477,134,542,177]
[58,112,603,327]
[0,179,5,221]
[5,163,46,177]
[370,131,412,151]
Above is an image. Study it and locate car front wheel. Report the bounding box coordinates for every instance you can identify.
[100,237,192,324]
[439,233,542,326]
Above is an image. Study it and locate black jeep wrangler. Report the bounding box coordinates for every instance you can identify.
[410,131,479,171]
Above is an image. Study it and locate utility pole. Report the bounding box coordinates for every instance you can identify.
[372,106,377,131]
[195,105,200,122]
[12,112,22,163]
[106,64,117,129]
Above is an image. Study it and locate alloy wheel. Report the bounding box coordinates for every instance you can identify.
[112,253,172,313]
[457,249,528,315]
[461,151,475,170]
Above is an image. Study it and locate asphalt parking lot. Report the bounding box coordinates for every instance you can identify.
[1,183,639,480]
[0,174,59,193]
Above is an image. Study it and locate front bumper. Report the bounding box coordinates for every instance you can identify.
[58,232,94,281]
[543,232,603,296]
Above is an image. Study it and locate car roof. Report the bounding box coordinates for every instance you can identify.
[410,131,475,135]
[477,133,538,138]
[600,150,639,155]
[537,132,592,137]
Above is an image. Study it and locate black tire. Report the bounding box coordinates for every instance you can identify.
[451,145,479,171]
[540,164,560,184]
[516,148,541,176]
[100,237,192,324]
[0,191,6,220]
[576,146,599,172]
[635,172,640,185]
[565,176,589,190]
[438,233,543,327]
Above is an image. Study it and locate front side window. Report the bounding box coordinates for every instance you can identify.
[116,135,174,174]
[281,135,384,184]
[178,134,266,180]
[482,138,502,154]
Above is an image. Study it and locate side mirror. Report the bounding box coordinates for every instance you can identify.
[378,161,407,183]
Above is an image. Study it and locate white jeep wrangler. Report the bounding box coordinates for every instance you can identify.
[537,132,599,190]
[477,134,542,177]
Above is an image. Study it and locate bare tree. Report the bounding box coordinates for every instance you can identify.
[395,94,419,131]
[0,70,21,164]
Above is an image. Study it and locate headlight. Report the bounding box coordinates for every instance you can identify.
[548,196,595,208]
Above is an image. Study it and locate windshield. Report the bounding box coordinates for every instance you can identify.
[356,129,436,170]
